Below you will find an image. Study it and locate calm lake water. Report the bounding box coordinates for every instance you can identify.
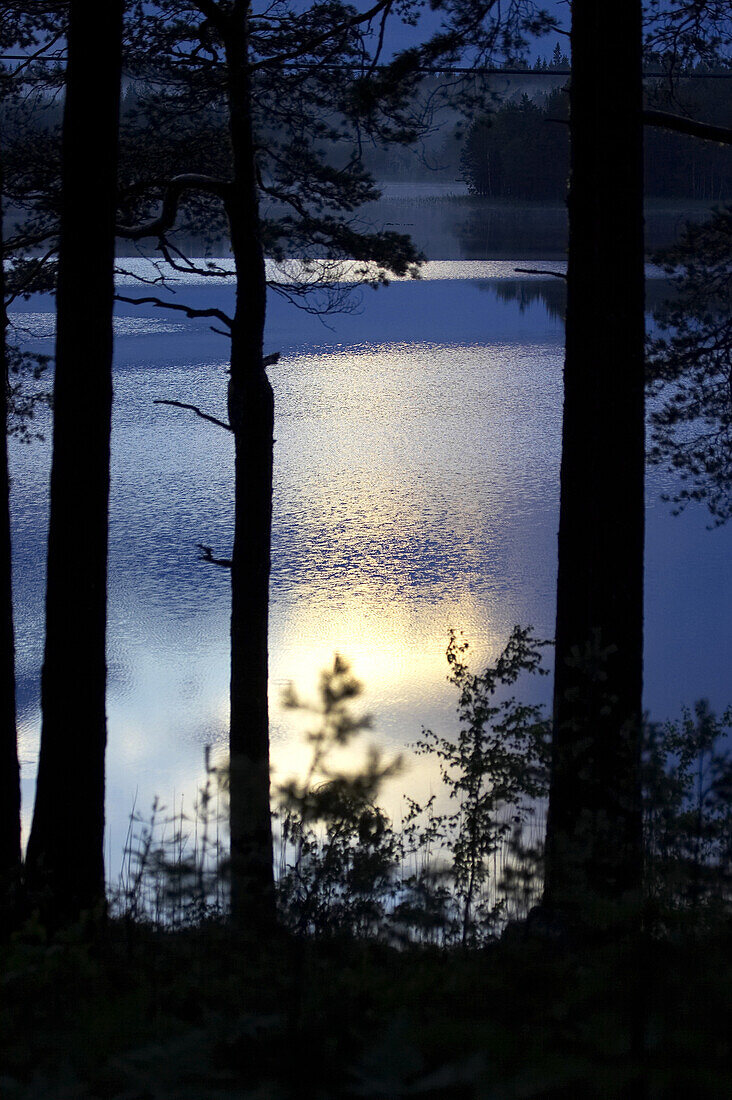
[9,260,732,866]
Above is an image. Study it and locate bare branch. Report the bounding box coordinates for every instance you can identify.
[115,293,233,328]
[197,543,232,568]
[363,2,390,79]
[157,238,232,279]
[153,399,233,433]
[515,267,567,280]
[643,110,732,146]
[6,32,65,77]
[114,261,168,288]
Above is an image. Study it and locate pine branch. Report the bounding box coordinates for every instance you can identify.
[115,293,233,328]
[116,174,231,241]
[153,399,233,433]
[4,248,57,306]
[248,0,393,71]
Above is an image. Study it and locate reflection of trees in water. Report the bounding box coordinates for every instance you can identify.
[457,201,717,259]
[484,278,567,321]
[479,277,677,324]
[119,204,721,263]
[457,203,568,258]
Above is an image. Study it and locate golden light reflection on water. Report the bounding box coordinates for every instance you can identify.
[271,591,499,710]
[266,585,522,824]
[11,274,565,867]
[10,267,732,877]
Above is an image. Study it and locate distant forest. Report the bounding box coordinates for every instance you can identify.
[7,70,730,208]
[461,77,732,202]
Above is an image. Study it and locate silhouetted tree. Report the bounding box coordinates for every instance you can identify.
[0,157,20,929]
[2,0,553,932]
[0,2,63,931]
[460,78,731,203]
[461,89,569,199]
[549,42,568,69]
[119,0,426,931]
[542,0,646,932]
[25,0,123,924]
[118,0,552,931]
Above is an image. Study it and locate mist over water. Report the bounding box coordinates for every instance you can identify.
[160,194,712,265]
[8,262,732,867]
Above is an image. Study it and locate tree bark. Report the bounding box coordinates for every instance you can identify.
[543,0,645,931]
[223,2,276,931]
[0,163,22,927]
[25,0,122,924]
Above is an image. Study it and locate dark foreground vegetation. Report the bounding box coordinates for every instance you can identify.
[3,918,731,1097]
[3,646,732,1097]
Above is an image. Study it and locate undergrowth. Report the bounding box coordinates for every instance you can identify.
[2,629,731,1097]
[110,627,732,942]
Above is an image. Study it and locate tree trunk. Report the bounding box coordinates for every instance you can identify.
[543,0,646,932]
[0,163,22,927]
[25,0,122,924]
[223,5,276,931]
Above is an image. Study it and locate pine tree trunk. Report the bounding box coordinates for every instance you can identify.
[0,167,22,926]
[543,0,645,931]
[223,5,276,931]
[25,0,122,924]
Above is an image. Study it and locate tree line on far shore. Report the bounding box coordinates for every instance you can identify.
[462,76,732,201]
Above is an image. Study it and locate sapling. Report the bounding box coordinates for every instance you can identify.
[276,655,403,937]
[416,626,552,944]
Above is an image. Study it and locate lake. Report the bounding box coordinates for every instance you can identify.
[9,259,732,869]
